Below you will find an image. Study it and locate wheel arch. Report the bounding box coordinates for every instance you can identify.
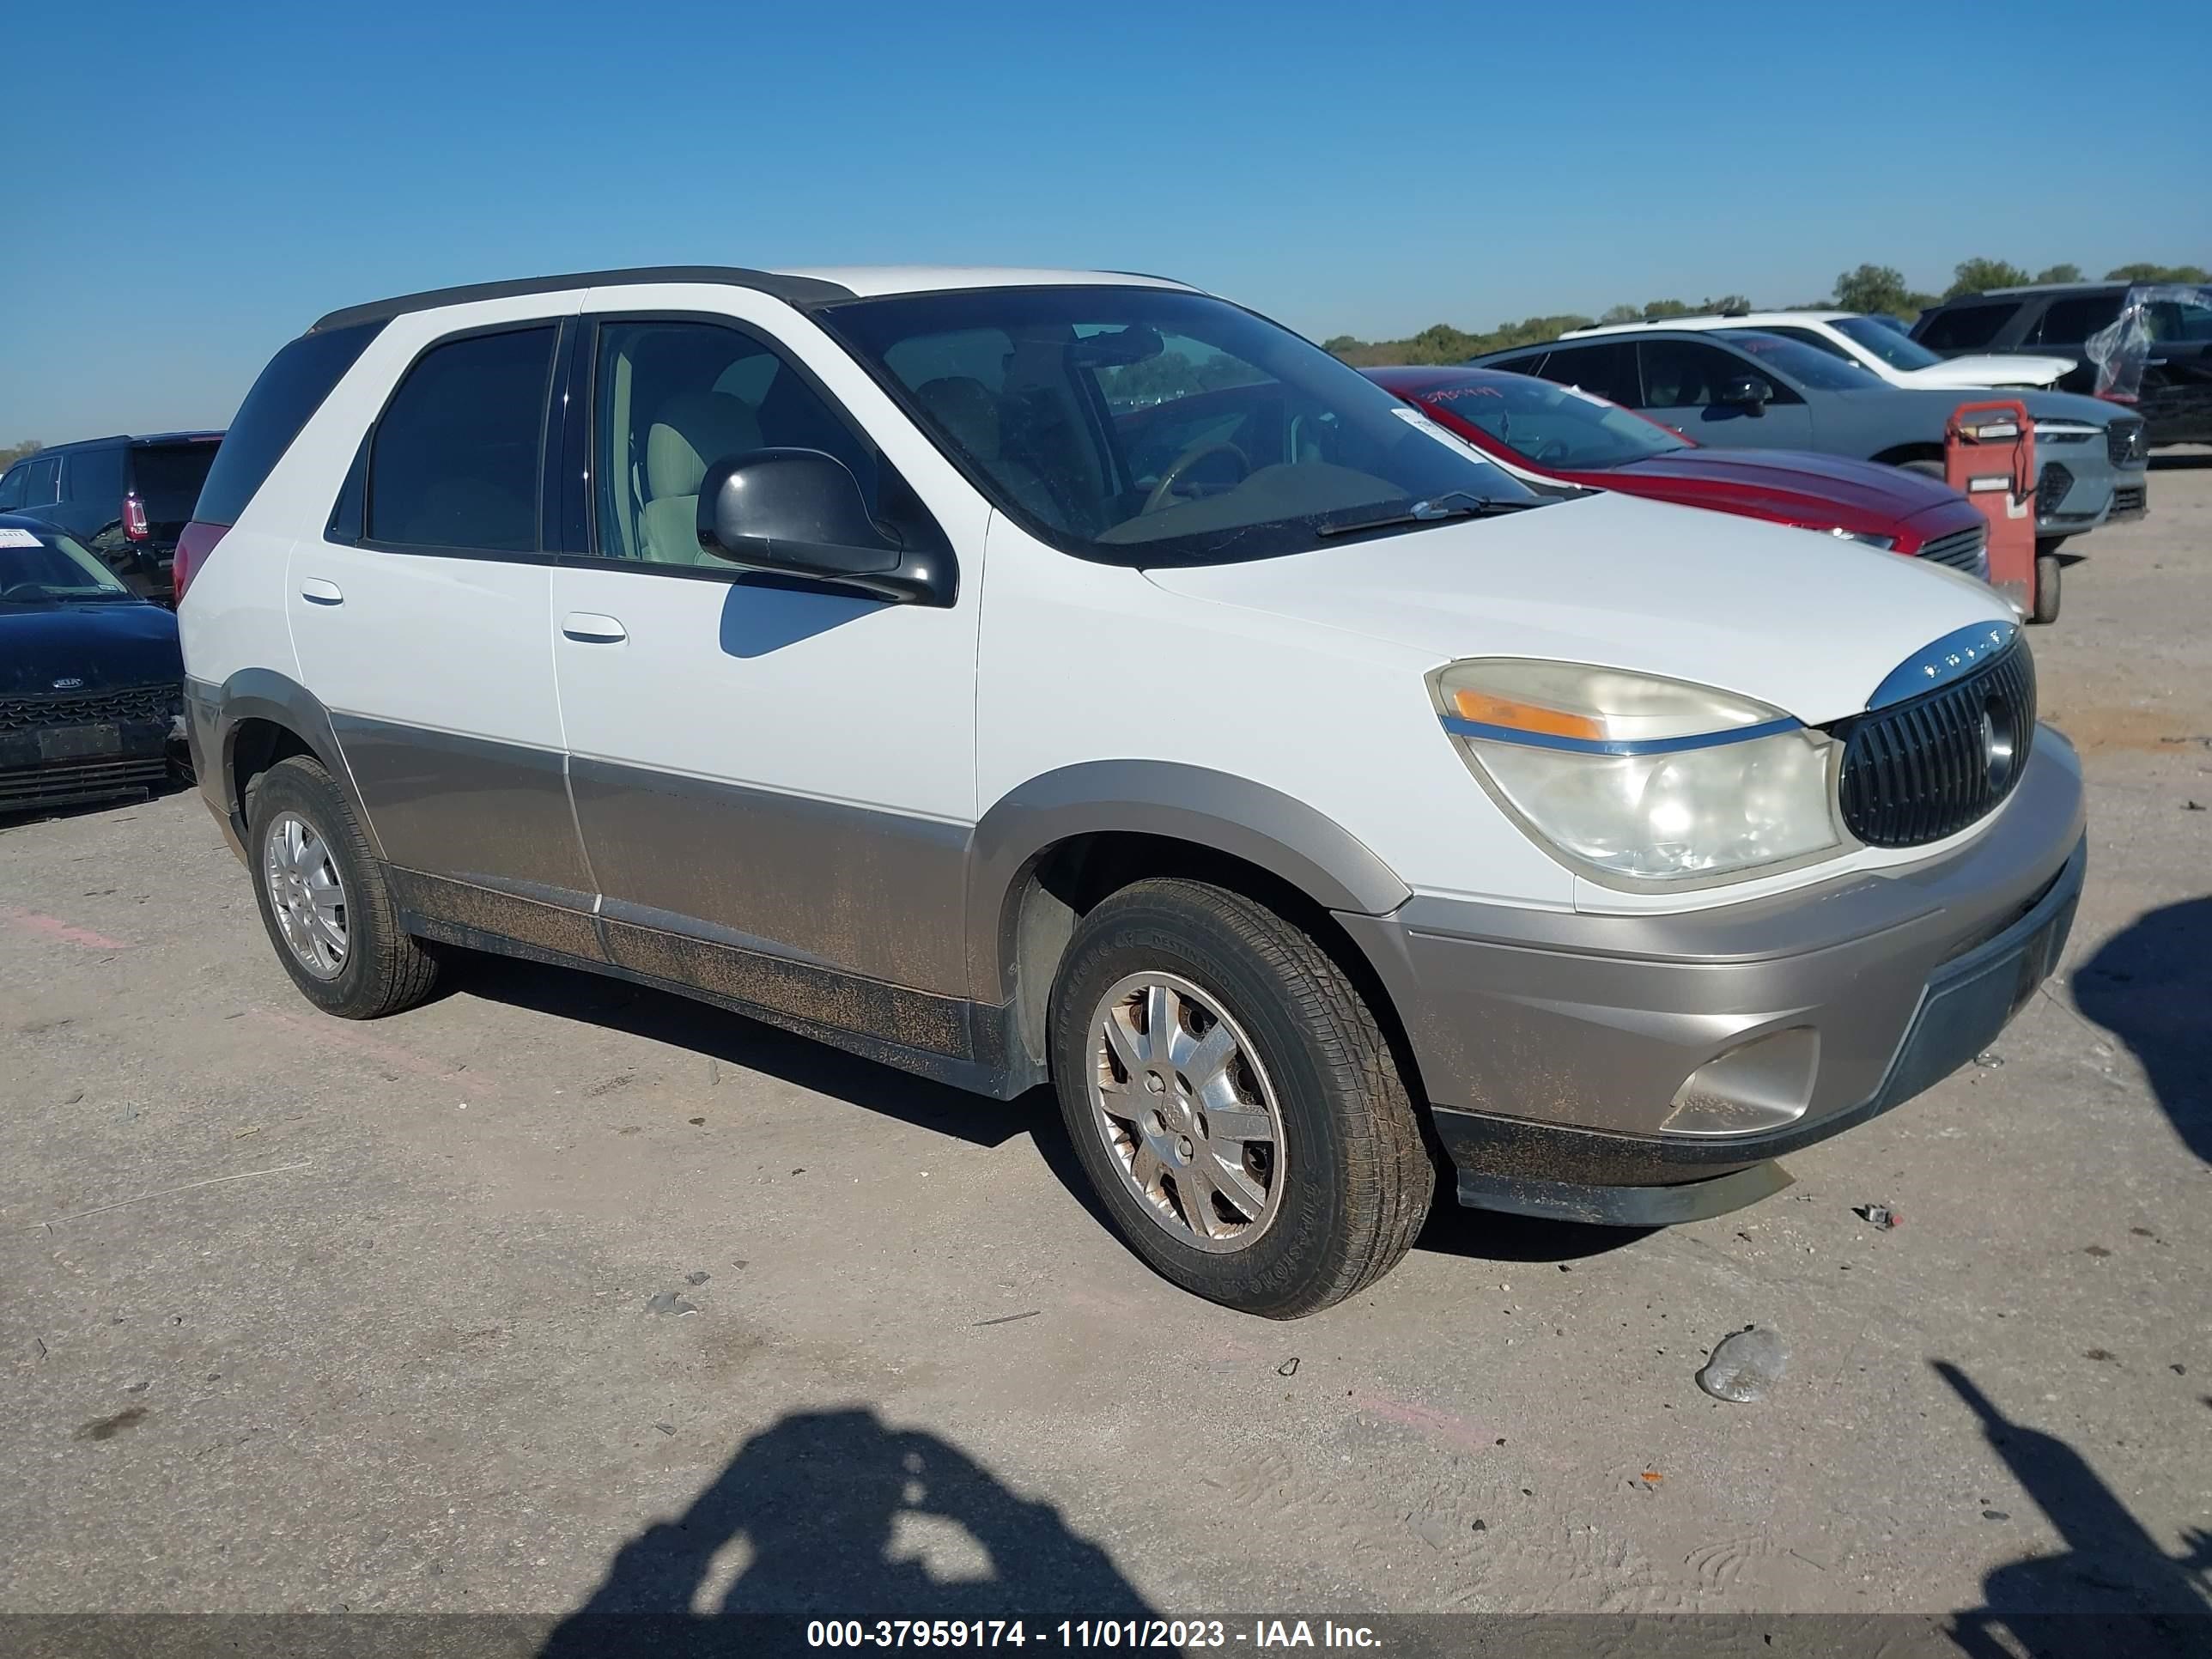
[212,670,370,854]
[1871,441,1946,470]
[965,763,1414,1075]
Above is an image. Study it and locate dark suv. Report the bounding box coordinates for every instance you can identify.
[1911,283,2212,450]
[0,433,225,604]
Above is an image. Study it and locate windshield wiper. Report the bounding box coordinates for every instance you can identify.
[1316,491,1542,538]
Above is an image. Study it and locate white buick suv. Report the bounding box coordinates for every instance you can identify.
[177,266,2084,1316]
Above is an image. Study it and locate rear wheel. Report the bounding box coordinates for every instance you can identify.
[1049,878,1430,1318]
[2031,550,2063,624]
[246,756,441,1018]
[1899,458,1947,479]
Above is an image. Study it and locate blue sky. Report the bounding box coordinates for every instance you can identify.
[6,1,2204,440]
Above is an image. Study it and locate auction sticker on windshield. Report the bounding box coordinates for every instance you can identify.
[0,528,45,547]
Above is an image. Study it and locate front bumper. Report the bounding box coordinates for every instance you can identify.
[1338,731,2087,1223]
[0,706,179,816]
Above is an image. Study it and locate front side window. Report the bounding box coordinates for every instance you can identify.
[589,319,893,567]
[0,467,26,511]
[1418,374,1686,469]
[367,325,555,553]
[817,287,1540,567]
[1828,315,1946,371]
[0,525,132,605]
[1714,333,1867,392]
[1637,339,1794,406]
[1918,301,2017,352]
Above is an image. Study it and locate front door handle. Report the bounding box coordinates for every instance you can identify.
[562,612,628,643]
[300,578,343,606]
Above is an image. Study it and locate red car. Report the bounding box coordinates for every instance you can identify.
[1362,366,1990,578]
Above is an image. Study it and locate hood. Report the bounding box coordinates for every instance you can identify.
[1897,353,2073,391]
[1144,490,2013,726]
[0,601,181,697]
[1599,446,1958,526]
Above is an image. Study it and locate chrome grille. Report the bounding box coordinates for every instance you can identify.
[0,684,179,733]
[2036,463,2074,514]
[1916,524,1989,580]
[1836,642,2037,848]
[2106,417,2146,468]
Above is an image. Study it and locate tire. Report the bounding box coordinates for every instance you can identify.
[1899,458,1947,479]
[1048,878,1430,1318]
[2031,550,2062,624]
[246,755,441,1018]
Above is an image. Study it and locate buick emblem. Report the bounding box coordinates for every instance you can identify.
[52,677,84,690]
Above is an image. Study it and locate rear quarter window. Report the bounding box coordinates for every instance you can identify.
[195,320,386,526]
[63,447,126,511]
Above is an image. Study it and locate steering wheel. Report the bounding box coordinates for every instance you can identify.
[1143,439,1250,514]
[1532,436,1573,465]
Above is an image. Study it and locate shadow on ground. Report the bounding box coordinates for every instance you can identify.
[2073,896,2212,1164]
[538,1408,1153,1656]
[1936,1361,2209,1655]
[457,953,1638,1272]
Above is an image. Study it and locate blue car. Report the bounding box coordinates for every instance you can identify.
[1471,329,2147,552]
[0,514,184,814]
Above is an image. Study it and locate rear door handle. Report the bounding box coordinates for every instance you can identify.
[562,612,627,643]
[300,578,343,606]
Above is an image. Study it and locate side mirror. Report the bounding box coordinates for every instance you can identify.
[1718,374,1772,411]
[696,449,953,605]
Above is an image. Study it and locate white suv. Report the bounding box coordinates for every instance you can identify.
[1560,310,2075,391]
[178,266,2085,1316]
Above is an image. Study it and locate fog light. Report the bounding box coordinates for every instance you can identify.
[1661,1028,1818,1136]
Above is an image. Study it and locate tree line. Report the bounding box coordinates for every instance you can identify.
[1322,258,2209,368]
[0,438,40,471]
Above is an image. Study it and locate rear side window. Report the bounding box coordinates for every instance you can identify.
[1533,342,1638,404]
[367,325,556,554]
[1917,301,2017,352]
[195,320,386,526]
[64,446,125,510]
[2031,295,2122,347]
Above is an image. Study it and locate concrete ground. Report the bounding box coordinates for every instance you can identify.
[3,463,2207,1632]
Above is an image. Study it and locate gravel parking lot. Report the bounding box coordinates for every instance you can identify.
[4,462,2207,1630]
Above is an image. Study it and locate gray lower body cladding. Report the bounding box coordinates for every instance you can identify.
[1339,732,2086,1220]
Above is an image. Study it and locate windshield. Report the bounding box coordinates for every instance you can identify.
[0,526,134,603]
[817,287,1543,565]
[1830,315,1946,371]
[1726,331,1884,391]
[1413,374,1686,470]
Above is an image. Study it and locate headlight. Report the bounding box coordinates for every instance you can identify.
[1827,526,1896,550]
[1431,659,1846,884]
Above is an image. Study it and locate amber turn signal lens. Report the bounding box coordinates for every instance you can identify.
[1450,688,1607,741]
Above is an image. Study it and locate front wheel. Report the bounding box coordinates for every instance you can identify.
[2031,550,2063,623]
[1048,878,1431,1317]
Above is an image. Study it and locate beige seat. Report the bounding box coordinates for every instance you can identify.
[639,391,764,563]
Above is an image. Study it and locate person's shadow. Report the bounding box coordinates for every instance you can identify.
[2073,896,2212,1164]
[539,1407,1156,1657]
[1936,1361,2210,1657]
